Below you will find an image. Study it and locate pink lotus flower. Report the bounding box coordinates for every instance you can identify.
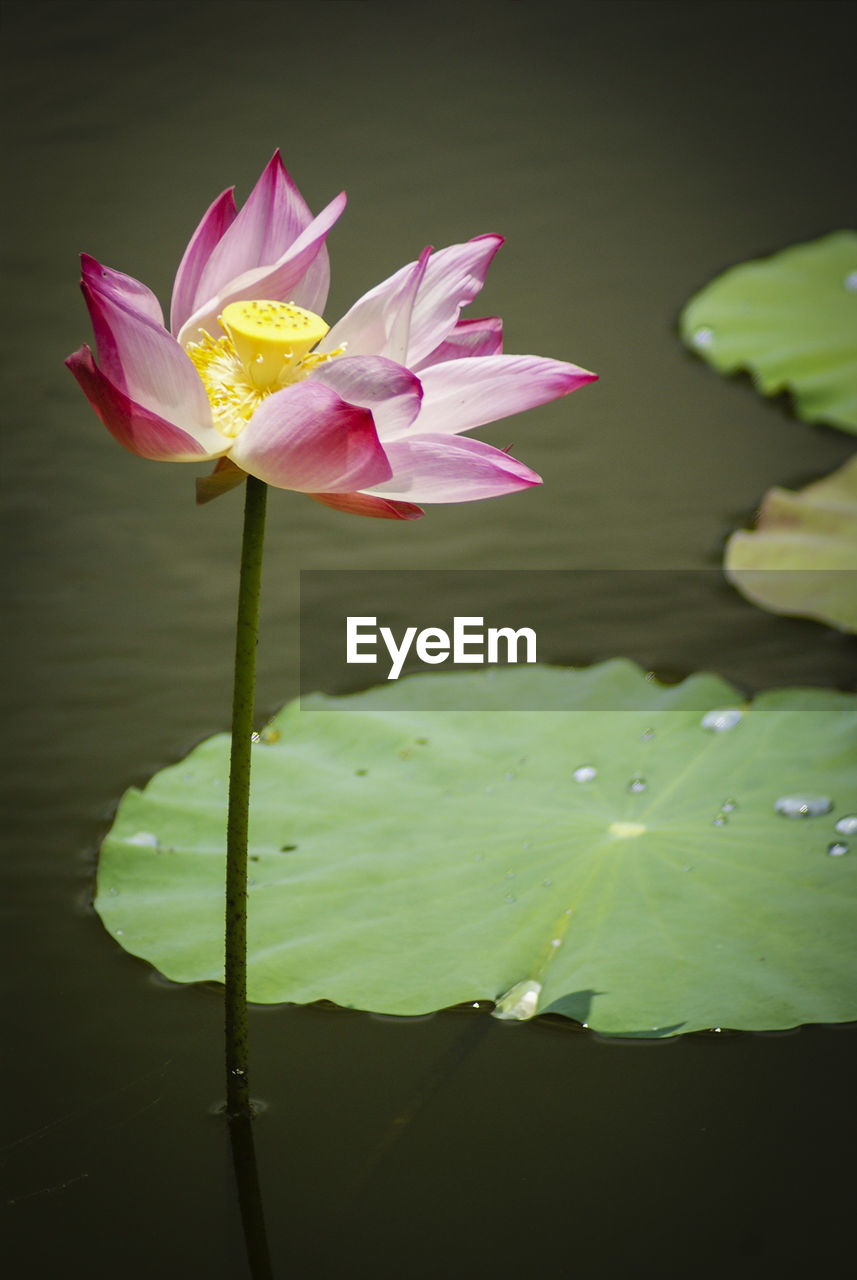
[68,152,596,519]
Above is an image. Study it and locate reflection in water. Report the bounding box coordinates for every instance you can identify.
[346,1008,492,1210]
[228,1115,275,1280]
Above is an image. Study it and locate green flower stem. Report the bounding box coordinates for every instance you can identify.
[225,474,268,1118]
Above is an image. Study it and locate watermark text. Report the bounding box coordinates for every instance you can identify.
[346,616,537,680]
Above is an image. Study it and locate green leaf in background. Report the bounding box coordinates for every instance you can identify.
[680,231,857,431]
[96,662,856,1037]
[725,455,857,632]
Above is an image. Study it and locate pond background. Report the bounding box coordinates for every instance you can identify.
[2,2,855,1275]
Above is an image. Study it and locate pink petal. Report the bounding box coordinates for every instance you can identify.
[308,355,422,439]
[81,255,164,328]
[190,152,327,313]
[177,191,346,345]
[82,279,216,438]
[321,236,503,367]
[170,187,237,335]
[66,346,223,462]
[413,316,503,370]
[390,354,598,439]
[366,433,541,503]
[383,246,433,363]
[306,491,424,520]
[403,237,504,366]
[228,379,393,493]
[285,234,332,317]
[318,246,431,361]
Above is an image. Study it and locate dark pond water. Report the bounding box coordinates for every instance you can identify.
[2,2,855,1276]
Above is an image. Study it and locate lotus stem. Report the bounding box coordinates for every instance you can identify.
[225,474,268,1118]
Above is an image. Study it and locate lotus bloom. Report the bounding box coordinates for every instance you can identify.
[68,153,596,519]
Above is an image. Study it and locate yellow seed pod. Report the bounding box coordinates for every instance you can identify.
[219,300,329,389]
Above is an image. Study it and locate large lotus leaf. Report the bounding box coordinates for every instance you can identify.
[680,231,857,431]
[725,454,857,632]
[96,661,857,1037]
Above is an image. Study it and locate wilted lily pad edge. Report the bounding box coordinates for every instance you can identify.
[725,453,857,633]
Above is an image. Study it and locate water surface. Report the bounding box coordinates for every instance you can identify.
[2,3,855,1275]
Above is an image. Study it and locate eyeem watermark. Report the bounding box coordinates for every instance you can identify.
[346,616,538,680]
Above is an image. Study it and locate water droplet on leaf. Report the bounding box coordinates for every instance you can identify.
[834,815,857,835]
[701,708,743,732]
[492,979,541,1021]
[573,765,597,782]
[628,776,647,794]
[126,831,159,848]
[827,842,848,857]
[693,327,714,348]
[774,794,833,818]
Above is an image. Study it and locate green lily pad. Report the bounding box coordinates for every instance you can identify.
[725,455,857,632]
[680,231,857,431]
[96,662,857,1036]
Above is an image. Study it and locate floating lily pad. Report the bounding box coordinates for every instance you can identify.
[725,455,857,632]
[96,662,857,1036]
[680,231,857,431]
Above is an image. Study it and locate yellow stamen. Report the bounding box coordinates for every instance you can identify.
[219,300,329,390]
[185,299,342,439]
